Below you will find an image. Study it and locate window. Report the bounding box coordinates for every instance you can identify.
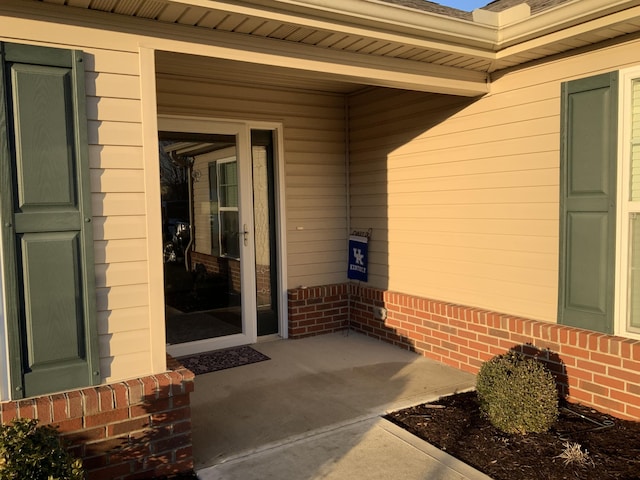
[560,68,640,339]
[210,158,240,259]
[617,69,640,338]
[0,43,99,398]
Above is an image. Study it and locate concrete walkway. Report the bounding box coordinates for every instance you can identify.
[192,331,492,480]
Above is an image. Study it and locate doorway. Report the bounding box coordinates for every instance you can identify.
[158,118,283,357]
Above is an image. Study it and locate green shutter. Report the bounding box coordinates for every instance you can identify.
[0,43,100,398]
[558,72,618,334]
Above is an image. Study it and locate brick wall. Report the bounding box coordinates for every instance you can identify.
[349,283,640,421]
[0,356,194,480]
[288,284,350,338]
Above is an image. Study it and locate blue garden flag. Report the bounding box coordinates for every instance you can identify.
[348,235,369,282]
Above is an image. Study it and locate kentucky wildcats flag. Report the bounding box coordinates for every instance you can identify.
[348,235,369,282]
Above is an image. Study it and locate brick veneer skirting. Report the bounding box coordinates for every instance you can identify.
[0,356,195,480]
[288,284,350,337]
[289,282,640,421]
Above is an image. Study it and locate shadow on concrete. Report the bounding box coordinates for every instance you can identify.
[191,331,478,479]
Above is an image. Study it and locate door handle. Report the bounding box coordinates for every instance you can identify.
[243,224,249,246]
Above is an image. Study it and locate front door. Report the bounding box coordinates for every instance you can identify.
[158,119,281,357]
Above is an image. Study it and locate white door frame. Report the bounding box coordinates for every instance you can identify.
[158,115,287,357]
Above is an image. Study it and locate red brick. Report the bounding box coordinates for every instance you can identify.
[560,345,590,360]
[567,389,593,404]
[477,334,500,346]
[51,394,68,422]
[575,358,607,375]
[620,341,632,359]
[152,433,190,454]
[107,417,149,437]
[34,396,52,424]
[141,376,158,399]
[85,409,129,428]
[622,358,640,373]
[176,445,193,462]
[448,350,468,364]
[66,426,106,445]
[407,330,424,342]
[151,407,190,426]
[112,383,129,409]
[590,352,622,367]
[609,388,640,406]
[54,417,83,434]
[467,323,489,334]
[459,346,480,359]
[1,401,18,424]
[172,420,192,435]
[609,366,640,384]
[171,394,190,409]
[509,333,531,345]
[536,341,560,353]
[17,399,36,419]
[488,328,509,339]
[431,330,449,341]
[566,366,593,382]
[97,386,114,412]
[625,403,640,420]
[458,329,477,340]
[450,336,468,347]
[468,340,490,353]
[67,390,84,418]
[85,462,131,480]
[592,394,625,416]
[579,380,608,396]
[83,389,100,416]
[81,453,108,471]
[130,398,170,417]
[593,374,624,391]
[84,437,128,457]
[153,459,193,478]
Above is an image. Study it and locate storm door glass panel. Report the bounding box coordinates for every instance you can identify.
[159,134,243,348]
[252,130,278,336]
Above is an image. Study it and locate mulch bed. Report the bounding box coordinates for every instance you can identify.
[386,390,640,480]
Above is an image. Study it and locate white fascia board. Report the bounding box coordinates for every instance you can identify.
[496,0,640,50]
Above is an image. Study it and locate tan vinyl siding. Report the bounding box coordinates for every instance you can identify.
[349,37,640,323]
[349,87,559,321]
[155,64,348,288]
[86,49,152,381]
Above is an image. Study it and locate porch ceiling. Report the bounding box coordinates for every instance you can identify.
[156,51,379,95]
[32,0,640,92]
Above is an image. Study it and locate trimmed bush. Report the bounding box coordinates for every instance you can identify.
[0,418,83,480]
[476,351,558,434]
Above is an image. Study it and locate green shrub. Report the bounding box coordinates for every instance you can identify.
[0,418,83,480]
[476,351,558,434]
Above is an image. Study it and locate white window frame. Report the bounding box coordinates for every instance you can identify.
[216,157,240,259]
[616,66,640,339]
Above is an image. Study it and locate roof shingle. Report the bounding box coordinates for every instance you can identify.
[378,0,574,18]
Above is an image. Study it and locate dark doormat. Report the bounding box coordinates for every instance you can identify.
[177,345,270,375]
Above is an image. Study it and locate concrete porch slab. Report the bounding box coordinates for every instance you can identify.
[191,330,483,479]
